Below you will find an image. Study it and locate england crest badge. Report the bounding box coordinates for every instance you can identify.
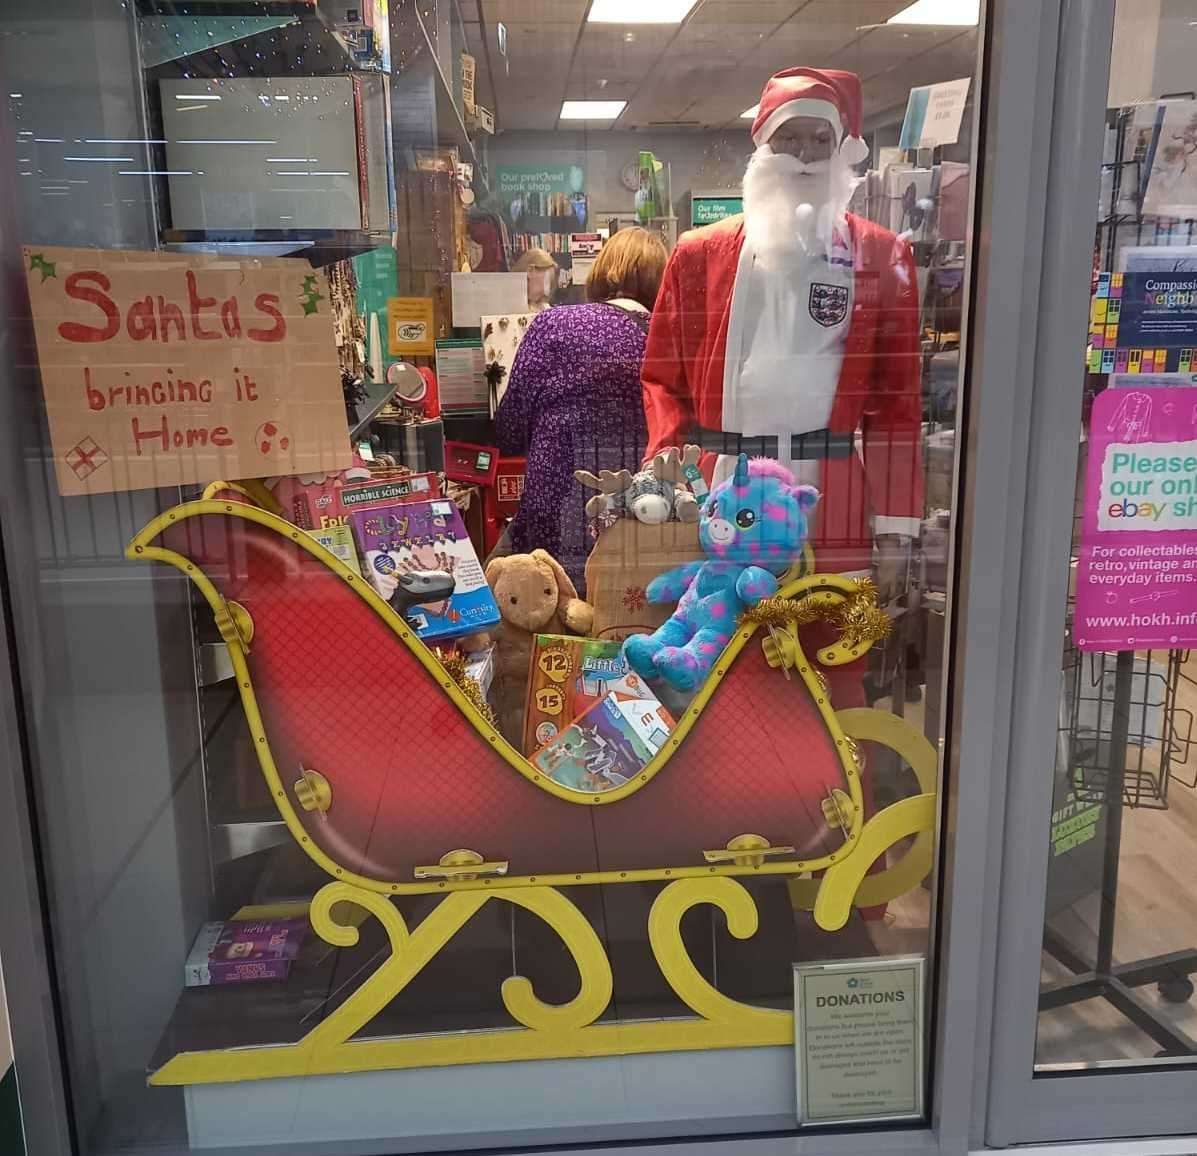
[809,282,849,328]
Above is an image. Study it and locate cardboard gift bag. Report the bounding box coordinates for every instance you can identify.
[584,517,703,642]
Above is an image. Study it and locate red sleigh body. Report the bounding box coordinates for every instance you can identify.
[130,497,873,893]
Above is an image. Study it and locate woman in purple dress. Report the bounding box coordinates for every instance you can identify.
[496,227,668,594]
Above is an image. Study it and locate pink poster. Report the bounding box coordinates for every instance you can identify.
[1076,387,1197,651]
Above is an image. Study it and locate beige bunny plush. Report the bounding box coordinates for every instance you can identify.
[484,550,595,748]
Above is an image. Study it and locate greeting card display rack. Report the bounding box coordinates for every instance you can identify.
[1041,104,1197,1055]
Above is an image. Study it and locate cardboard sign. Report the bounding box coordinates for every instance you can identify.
[1075,387,1197,651]
[794,956,924,1125]
[25,246,350,497]
[387,296,435,356]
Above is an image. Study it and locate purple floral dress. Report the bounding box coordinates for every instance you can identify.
[496,302,649,595]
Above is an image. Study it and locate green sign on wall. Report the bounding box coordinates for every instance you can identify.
[495,164,585,196]
[692,194,742,225]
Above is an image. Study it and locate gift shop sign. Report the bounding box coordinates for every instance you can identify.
[25,246,350,497]
[1075,388,1197,651]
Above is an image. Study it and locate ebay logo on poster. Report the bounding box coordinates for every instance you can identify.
[1096,442,1197,530]
[1076,388,1197,651]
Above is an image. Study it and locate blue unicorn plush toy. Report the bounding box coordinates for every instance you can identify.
[623,453,819,693]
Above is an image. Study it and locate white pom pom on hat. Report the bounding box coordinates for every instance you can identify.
[751,67,869,164]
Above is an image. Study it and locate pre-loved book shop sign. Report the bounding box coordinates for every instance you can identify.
[24,246,350,497]
[1075,387,1197,650]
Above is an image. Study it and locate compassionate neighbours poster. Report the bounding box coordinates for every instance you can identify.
[1076,388,1197,650]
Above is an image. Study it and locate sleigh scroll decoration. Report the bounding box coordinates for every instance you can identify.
[128,488,937,1087]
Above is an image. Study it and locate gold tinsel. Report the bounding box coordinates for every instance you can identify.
[440,654,498,728]
[739,578,892,648]
[742,595,827,630]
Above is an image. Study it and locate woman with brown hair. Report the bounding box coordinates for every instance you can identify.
[512,247,558,312]
[495,226,669,593]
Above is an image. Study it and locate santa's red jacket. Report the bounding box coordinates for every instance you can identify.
[642,212,924,572]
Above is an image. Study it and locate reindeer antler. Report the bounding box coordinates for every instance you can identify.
[652,445,702,486]
[574,468,633,518]
[574,468,632,493]
[651,448,682,484]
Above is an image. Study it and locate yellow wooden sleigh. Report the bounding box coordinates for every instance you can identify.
[128,487,937,1086]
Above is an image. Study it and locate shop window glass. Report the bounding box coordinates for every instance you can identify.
[1,0,977,1149]
[1035,0,1197,1071]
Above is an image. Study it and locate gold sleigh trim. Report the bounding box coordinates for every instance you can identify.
[130,497,938,1087]
[128,498,932,898]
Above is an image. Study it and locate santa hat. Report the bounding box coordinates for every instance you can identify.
[751,67,869,165]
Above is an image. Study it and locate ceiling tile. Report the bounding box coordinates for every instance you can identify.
[690,0,805,22]
[860,35,977,116]
[796,0,916,26]
[481,0,588,22]
[573,22,677,77]
[748,24,863,75]
[469,0,976,133]
[671,21,778,64]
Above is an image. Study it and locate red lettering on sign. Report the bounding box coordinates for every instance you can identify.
[159,298,186,343]
[248,293,285,342]
[220,297,242,339]
[186,271,220,340]
[131,413,236,453]
[84,367,105,411]
[127,296,158,342]
[59,272,120,343]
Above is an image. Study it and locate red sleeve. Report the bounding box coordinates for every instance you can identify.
[862,232,924,536]
[641,245,696,463]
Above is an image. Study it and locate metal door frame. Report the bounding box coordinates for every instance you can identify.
[983,0,1197,1144]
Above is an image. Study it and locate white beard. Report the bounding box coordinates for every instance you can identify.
[742,147,858,268]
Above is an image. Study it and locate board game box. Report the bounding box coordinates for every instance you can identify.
[272,469,441,532]
[349,497,500,642]
[523,634,657,754]
[311,524,361,574]
[530,691,676,794]
[184,918,308,987]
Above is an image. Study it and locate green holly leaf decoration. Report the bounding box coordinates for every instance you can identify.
[299,275,322,316]
[28,253,56,282]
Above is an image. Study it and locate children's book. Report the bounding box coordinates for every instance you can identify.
[531,691,675,794]
[349,498,500,642]
[523,635,657,754]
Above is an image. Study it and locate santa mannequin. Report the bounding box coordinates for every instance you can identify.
[642,67,922,586]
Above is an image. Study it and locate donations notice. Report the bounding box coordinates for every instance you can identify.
[1076,387,1197,650]
[24,246,349,496]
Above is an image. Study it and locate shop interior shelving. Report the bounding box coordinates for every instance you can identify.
[138,0,488,266]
